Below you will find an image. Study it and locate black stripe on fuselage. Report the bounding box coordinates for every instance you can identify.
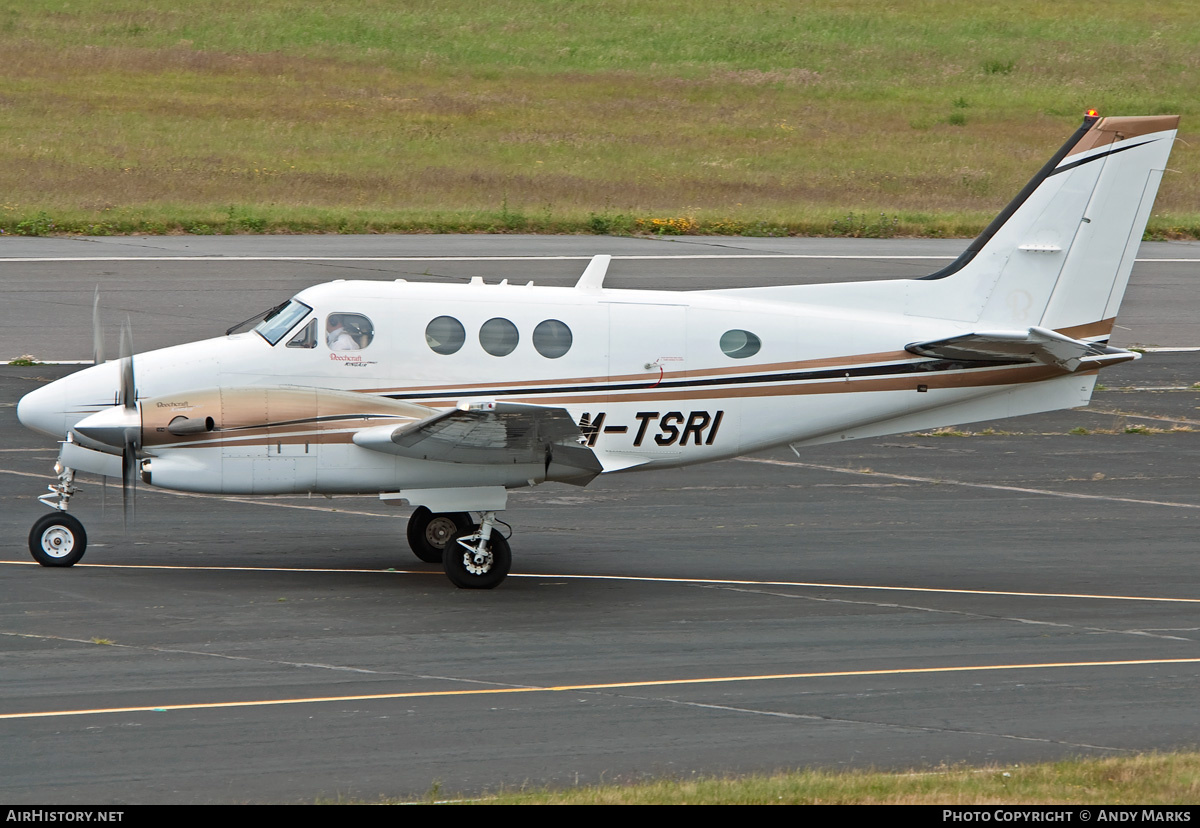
[380,357,1032,402]
[216,413,410,433]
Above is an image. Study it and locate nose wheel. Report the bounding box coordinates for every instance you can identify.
[29,513,88,567]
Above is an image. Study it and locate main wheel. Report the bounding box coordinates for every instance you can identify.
[29,513,88,567]
[406,507,473,563]
[443,528,511,590]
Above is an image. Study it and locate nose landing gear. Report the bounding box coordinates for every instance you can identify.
[30,463,88,567]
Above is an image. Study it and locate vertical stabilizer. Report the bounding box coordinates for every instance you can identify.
[913,114,1178,337]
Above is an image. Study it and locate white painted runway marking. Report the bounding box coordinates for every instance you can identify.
[619,694,1127,752]
[0,254,954,262]
[0,254,1193,263]
[0,631,527,692]
[709,584,1196,642]
[737,456,1200,511]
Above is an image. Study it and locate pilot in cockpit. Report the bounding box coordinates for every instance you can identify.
[326,314,358,350]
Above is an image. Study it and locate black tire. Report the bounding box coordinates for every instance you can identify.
[406,507,473,563]
[443,527,511,589]
[29,513,88,567]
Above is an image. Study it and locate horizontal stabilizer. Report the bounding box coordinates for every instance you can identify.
[906,326,1139,372]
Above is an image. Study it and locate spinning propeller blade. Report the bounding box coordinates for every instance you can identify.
[122,435,137,530]
[92,287,104,366]
[119,319,136,410]
[118,317,138,528]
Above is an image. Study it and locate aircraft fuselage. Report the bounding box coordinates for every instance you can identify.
[18,277,1092,496]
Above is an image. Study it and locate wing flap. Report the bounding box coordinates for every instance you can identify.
[353,401,604,476]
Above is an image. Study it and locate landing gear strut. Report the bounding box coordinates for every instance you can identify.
[444,511,511,589]
[406,506,473,563]
[29,463,88,567]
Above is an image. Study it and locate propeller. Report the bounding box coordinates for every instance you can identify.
[91,286,109,515]
[73,305,141,530]
[118,317,137,528]
[92,286,104,366]
[119,317,135,410]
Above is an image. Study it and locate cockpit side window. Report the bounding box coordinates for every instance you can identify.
[252,299,313,345]
[326,313,374,350]
[286,318,317,349]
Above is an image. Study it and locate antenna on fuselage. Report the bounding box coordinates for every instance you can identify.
[575,254,611,291]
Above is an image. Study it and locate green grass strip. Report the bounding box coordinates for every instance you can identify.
[404,753,1200,804]
[2,1,1198,237]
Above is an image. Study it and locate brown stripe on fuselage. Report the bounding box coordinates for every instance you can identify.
[482,363,1071,406]
[145,414,414,448]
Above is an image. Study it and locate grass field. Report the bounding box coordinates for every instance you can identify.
[441,753,1200,804]
[1,1,1197,236]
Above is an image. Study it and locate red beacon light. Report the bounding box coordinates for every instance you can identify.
[1085,108,1100,118]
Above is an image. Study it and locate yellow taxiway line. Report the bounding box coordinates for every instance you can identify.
[2,558,1198,604]
[4,657,1200,722]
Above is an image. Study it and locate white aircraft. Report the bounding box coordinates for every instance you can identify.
[16,112,1180,588]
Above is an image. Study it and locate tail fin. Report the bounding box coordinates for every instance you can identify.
[916,114,1179,336]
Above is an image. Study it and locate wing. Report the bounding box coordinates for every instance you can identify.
[352,400,612,483]
[906,326,1139,372]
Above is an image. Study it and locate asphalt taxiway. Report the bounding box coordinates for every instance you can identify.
[1,237,1198,804]
[2,235,1199,359]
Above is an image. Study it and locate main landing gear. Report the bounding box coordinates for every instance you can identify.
[406,508,512,589]
[405,506,473,563]
[29,464,88,567]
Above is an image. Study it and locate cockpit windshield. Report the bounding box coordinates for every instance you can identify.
[248,299,313,345]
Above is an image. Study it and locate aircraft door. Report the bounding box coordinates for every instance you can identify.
[604,302,687,457]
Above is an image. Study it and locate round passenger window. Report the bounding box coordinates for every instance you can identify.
[532,319,572,359]
[720,329,761,359]
[426,316,466,355]
[479,318,519,356]
[327,313,374,350]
